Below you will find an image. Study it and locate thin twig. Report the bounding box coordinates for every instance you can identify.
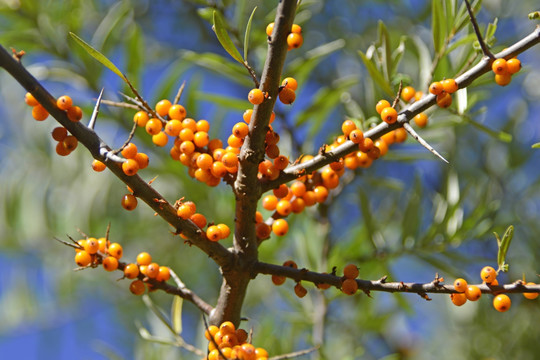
[112,121,138,155]
[88,88,104,130]
[392,81,402,109]
[100,99,141,110]
[464,0,494,59]
[173,81,186,105]
[268,346,320,360]
[243,61,260,88]
[403,122,449,163]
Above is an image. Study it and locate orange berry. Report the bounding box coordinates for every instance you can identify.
[152,131,168,147]
[243,109,253,123]
[290,181,306,197]
[393,127,407,143]
[414,91,424,101]
[67,106,83,122]
[493,294,511,312]
[145,262,160,278]
[480,266,497,284]
[523,282,539,300]
[291,24,302,34]
[156,266,171,282]
[248,88,264,105]
[436,92,452,108]
[75,250,92,267]
[165,120,182,136]
[190,213,207,228]
[206,225,222,242]
[145,118,163,135]
[84,238,100,255]
[262,194,278,211]
[133,111,149,127]
[273,155,289,170]
[155,99,172,117]
[137,252,152,266]
[51,127,68,142]
[349,129,364,144]
[56,95,73,111]
[294,283,307,298]
[193,131,209,148]
[414,113,428,128]
[272,219,289,236]
[196,153,213,170]
[122,159,139,176]
[196,119,210,132]
[465,285,482,301]
[24,92,39,106]
[272,275,286,286]
[278,87,296,104]
[103,256,119,271]
[124,263,140,279]
[491,58,508,75]
[442,78,458,94]
[506,58,521,74]
[276,199,292,216]
[108,243,123,259]
[341,120,356,137]
[205,325,219,341]
[265,22,274,37]
[450,293,467,306]
[273,184,289,198]
[343,264,359,279]
[121,143,138,159]
[401,86,415,102]
[287,32,303,50]
[168,104,186,120]
[236,329,248,344]
[55,142,71,156]
[454,278,468,293]
[313,185,329,203]
[255,211,263,224]
[97,238,107,253]
[217,224,230,239]
[341,278,358,295]
[291,198,305,214]
[380,106,398,124]
[282,77,298,91]
[221,152,239,168]
[227,134,244,148]
[495,73,512,86]
[208,138,223,152]
[375,100,391,114]
[91,159,106,172]
[256,222,272,239]
[232,122,249,139]
[134,152,149,169]
[429,81,444,95]
[129,280,146,295]
[62,136,78,152]
[32,104,49,121]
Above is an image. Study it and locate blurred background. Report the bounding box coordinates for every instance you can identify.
[1,0,540,359]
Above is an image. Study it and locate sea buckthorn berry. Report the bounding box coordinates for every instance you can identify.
[454,278,468,293]
[236,329,248,344]
[262,194,278,211]
[152,132,168,147]
[196,153,213,170]
[124,263,140,279]
[272,219,289,236]
[193,131,209,148]
[375,99,391,114]
[248,88,264,105]
[274,155,289,170]
[287,32,303,50]
[366,146,381,160]
[190,213,207,228]
[243,109,253,123]
[523,282,539,300]
[145,118,163,135]
[129,280,146,295]
[401,86,416,102]
[343,264,359,279]
[349,129,364,144]
[493,294,511,312]
[62,136,78,152]
[103,256,119,271]
[506,58,521,74]
[291,24,302,34]
[314,185,329,203]
[341,120,356,137]
[291,198,305,214]
[380,107,398,124]
[357,151,373,168]
[294,283,307,298]
[273,184,289,198]
[278,87,296,105]
[302,190,317,206]
[266,144,280,159]
[290,181,306,197]
[56,95,73,110]
[155,99,172,117]
[97,238,107,253]
[276,200,292,216]
[55,142,71,156]
[465,285,481,301]
[25,92,39,106]
[51,127,68,142]
[429,81,444,95]
[232,122,249,139]
[256,222,272,239]
[480,266,497,284]
[121,143,138,159]
[156,266,170,282]
[227,134,243,148]
[491,58,508,75]
[342,278,358,295]
[108,243,123,259]
[217,224,231,239]
[255,211,263,224]
[414,91,424,101]
[196,119,210,132]
[134,152,149,169]
[208,139,223,152]
[133,111,149,127]
[211,161,227,178]
[495,73,512,86]
[220,321,236,335]
[394,127,407,143]
[282,77,298,91]
[84,238,99,255]
[436,92,452,108]
[265,22,274,37]
[165,120,182,136]
[121,194,138,211]
[205,325,219,341]
[137,252,152,266]
[414,113,428,128]
[122,159,139,176]
[91,159,106,172]
[450,293,467,306]
[321,167,339,189]
[442,78,458,94]
[272,275,286,286]
[168,104,186,120]
[75,250,92,267]
[206,225,222,242]
[65,106,82,123]
[32,104,49,121]
[283,260,298,269]
[145,263,160,278]
[182,118,197,132]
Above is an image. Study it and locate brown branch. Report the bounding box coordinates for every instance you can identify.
[0,44,234,270]
[464,0,494,59]
[261,25,540,193]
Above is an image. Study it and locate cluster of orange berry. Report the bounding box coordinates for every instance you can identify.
[428,78,459,108]
[492,57,521,86]
[74,237,170,296]
[176,200,231,242]
[265,22,303,50]
[204,321,269,360]
[247,76,297,107]
[24,93,83,156]
[451,266,538,312]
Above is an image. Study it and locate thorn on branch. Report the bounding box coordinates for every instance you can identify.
[173,81,186,105]
[464,0,494,59]
[418,292,432,301]
[10,47,25,61]
[392,81,403,108]
[377,275,388,284]
[88,88,104,130]
[403,122,449,163]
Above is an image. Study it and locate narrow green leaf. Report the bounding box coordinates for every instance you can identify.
[432,0,445,53]
[171,295,183,335]
[213,11,244,65]
[459,115,512,142]
[531,143,540,149]
[358,50,394,97]
[401,176,423,246]
[142,295,176,335]
[69,32,126,81]
[497,225,514,272]
[181,50,252,87]
[390,36,406,76]
[91,1,130,51]
[358,189,378,251]
[378,20,392,80]
[243,6,257,61]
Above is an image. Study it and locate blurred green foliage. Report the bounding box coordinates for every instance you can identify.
[1,0,540,359]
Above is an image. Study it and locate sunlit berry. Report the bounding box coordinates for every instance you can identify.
[272,219,289,236]
[343,264,359,279]
[190,213,207,228]
[129,280,146,295]
[206,225,222,242]
[145,263,160,278]
[414,113,428,128]
[103,256,119,271]
[155,99,172,117]
[137,252,152,266]
[287,32,303,50]
[75,250,92,267]
[248,89,264,105]
[442,78,458,94]
[56,95,73,111]
[523,282,539,300]
[67,106,83,122]
[450,293,467,306]
[375,100,391,114]
[124,263,140,279]
[133,111,149,127]
[401,86,416,102]
[108,243,123,259]
[276,200,292,216]
[145,118,163,135]
[156,266,170,282]
[168,104,186,120]
[24,92,39,106]
[495,73,512,86]
[91,159,106,172]
[291,24,302,34]
[122,159,139,176]
[121,194,138,211]
[493,294,511,312]
[232,122,249,139]
[491,58,508,75]
[436,92,452,108]
[265,22,274,37]
[341,120,356,137]
[121,143,138,159]
[282,77,298,91]
[278,87,296,104]
[480,266,497,284]
[465,285,482,301]
[32,104,49,121]
[454,278,468,293]
[134,152,149,169]
[193,131,209,148]
[84,238,99,255]
[506,58,521,74]
[380,107,398,124]
[429,81,444,95]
